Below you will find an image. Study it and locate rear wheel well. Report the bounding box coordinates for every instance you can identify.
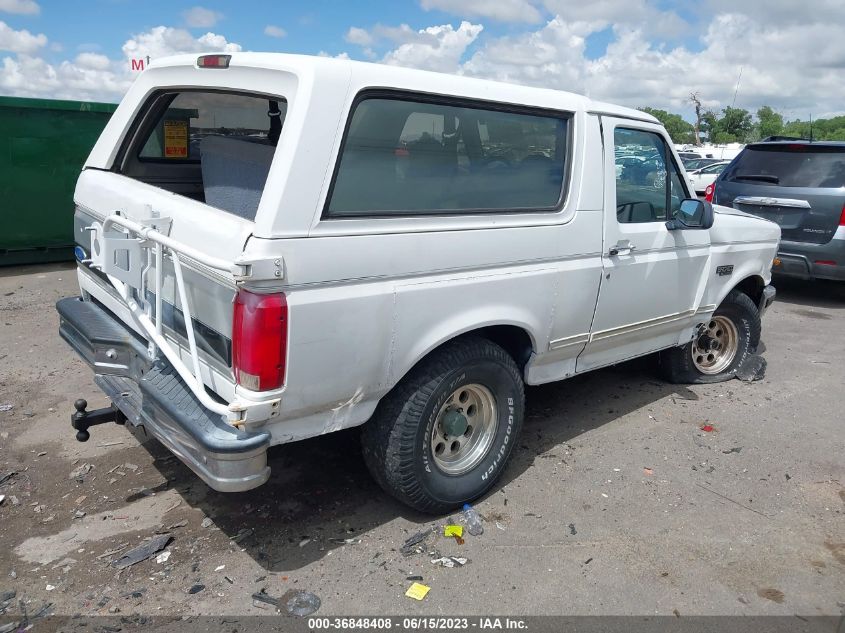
[473,325,534,370]
[393,326,534,395]
[732,276,764,308]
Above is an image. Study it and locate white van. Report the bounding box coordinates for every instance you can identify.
[58,53,779,512]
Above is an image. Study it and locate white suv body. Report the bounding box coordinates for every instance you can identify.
[58,53,779,511]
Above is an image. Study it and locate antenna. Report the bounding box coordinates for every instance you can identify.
[809,113,813,143]
[731,66,743,108]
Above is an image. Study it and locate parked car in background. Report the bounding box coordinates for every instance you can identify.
[676,144,745,161]
[615,154,645,177]
[683,157,723,171]
[712,140,845,281]
[688,161,730,195]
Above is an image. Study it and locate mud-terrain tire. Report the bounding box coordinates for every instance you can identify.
[660,290,761,384]
[361,337,524,514]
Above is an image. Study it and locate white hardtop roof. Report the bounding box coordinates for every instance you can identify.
[149,52,657,124]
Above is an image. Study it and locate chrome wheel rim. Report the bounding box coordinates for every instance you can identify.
[431,383,498,475]
[692,316,739,375]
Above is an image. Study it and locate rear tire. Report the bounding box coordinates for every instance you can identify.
[361,337,524,514]
[660,290,761,384]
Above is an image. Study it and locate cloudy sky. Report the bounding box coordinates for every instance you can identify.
[1,0,843,121]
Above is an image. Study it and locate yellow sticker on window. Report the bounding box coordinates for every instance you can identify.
[405,582,430,601]
[163,119,188,158]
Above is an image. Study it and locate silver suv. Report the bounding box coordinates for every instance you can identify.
[713,141,845,282]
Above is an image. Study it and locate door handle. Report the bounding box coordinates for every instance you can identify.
[608,241,636,257]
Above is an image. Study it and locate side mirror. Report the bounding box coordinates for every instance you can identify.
[666,198,714,231]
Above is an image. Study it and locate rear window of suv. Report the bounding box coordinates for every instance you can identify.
[723,144,845,188]
[120,90,287,221]
[137,91,286,162]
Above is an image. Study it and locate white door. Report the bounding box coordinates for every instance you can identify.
[576,119,711,372]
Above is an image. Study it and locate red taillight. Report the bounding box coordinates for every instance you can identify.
[704,183,714,203]
[232,289,287,391]
[197,54,231,68]
[815,260,836,266]
[839,203,845,226]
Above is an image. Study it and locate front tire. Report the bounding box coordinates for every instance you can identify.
[660,290,761,384]
[361,337,524,514]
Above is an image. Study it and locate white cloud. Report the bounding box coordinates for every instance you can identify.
[345,26,373,46]
[420,0,542,23]
[264,24,287,38]
[0,20,46,53]
[0,26,241,102]
[0,53,129,101]
[74,52,110,71]
[383,21,483,73]
[540,0,688,38]
[0,0,39,15]
[3,7,844,122]
[346,21,483,73]
[122,26,241,61]
[355,10,845,120]
[183,6,222,29]
[705,0,845,26]
[462,17,591,88]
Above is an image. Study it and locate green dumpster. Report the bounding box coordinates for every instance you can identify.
[0,96,117,266]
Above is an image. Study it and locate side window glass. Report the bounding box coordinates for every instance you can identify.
[326,96,569,217]
[614,128,684,224]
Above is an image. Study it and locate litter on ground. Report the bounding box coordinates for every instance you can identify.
[111,535,172,569]
[400,528,433,557]
[444,525,463,538]
[405,582,431,601]
[431,556,468,568]
[286,591,321,617]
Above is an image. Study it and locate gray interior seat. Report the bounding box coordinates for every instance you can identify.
[200,135,275,220]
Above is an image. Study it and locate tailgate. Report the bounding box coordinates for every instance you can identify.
[75,169,250,373]
[73,169,257,419]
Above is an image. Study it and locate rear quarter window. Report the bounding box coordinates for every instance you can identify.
[324,92,571,217]
[723,146,845,188]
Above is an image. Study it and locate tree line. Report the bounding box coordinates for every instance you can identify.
[639,104,845,145]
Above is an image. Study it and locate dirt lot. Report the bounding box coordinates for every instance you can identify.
[0,263,843,619]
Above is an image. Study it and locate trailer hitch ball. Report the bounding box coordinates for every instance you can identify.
[71,398,125,443]
[72,399,92,442]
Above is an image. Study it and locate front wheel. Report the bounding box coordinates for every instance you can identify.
[660,290,761,384]
[361,337,524,514]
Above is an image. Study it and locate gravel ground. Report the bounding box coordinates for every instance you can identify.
[0,263,843,619]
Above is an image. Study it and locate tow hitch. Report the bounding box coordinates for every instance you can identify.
[71,398,126,442]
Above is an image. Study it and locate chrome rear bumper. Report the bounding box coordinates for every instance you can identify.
[57,296,270,492]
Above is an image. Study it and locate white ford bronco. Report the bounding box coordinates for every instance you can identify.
[57,53,779,513]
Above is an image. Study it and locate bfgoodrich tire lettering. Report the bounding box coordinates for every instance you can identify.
[361,337,524,513]
[660,290,761,384]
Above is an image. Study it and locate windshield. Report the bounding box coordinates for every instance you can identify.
[723,145,845,188]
